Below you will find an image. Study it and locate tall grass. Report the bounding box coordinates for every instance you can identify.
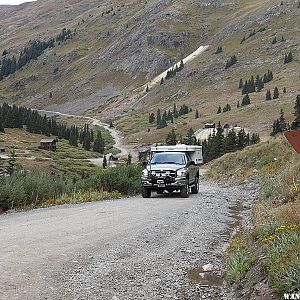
[0,164,143,211]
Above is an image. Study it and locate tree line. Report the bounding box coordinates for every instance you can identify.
[239,70,273,95]
[0,103,105,154]
[164,123,260,163]
[0,28,75,81]
[148,103,192,129]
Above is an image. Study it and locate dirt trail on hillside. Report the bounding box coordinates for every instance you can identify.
[37,110,130,160]
[143,45,209,90]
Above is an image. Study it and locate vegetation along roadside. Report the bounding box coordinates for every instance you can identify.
[206,95,300,299]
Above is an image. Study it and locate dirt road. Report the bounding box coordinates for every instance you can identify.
[0,180,257,300]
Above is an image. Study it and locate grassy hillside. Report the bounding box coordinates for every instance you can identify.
[206,135,300,298]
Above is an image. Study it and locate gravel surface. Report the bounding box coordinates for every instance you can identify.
[0,180,258,300]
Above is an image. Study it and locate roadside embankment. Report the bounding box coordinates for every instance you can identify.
[205,135,300,299]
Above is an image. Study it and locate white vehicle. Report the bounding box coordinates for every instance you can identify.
[141,144,203,198]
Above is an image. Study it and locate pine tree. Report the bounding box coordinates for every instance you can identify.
[186,128,196,145]
[237,129,248,149]
[239,79,243,89]
[273,87,279,99]
[145,85,149,93]
[266,90,272,101]
[127,153,132,165]
[103,155,107,169]
[93,131,104,153]
[291,95,300,129]
[278,109,287,132]
[283,87,287,93]
[6,150,16,176]
[271,36,277,44]
[217,106,222,114]
[166,129,177,145]
[224,129,237,152]
[237,101,240,108]
[241,94,251,106]
[156,109,161,126]
[149,113,155,123]
[160,77,164,85]
[0,117,4,133]
[250,133,260,144]
[195,109,200,119]
[109,121,114,128]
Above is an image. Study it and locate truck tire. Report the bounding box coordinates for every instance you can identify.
[191,177,199,194]
[142,187,151,198]
[180,184,189,198]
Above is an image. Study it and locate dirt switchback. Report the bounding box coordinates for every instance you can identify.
[0,180,258,299]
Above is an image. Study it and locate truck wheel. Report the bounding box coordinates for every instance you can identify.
[191,177,199,194]
[142,187,151,198]
[180,184,189,198]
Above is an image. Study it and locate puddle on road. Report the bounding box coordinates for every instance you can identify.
[228,202,244,229]
[188,269,223,286]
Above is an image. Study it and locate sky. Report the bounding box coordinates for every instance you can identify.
[0,0,37,5]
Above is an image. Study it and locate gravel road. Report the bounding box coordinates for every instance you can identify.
[0,180,258,300]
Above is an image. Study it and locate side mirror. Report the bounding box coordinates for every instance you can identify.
[142,161,149,167]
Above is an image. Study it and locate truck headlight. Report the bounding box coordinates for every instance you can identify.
[142,169,149,177]
[176,168,188,177]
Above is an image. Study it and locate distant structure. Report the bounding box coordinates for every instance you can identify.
[39,139,57,151]
[194,123,245,141]
[194,123,217,141]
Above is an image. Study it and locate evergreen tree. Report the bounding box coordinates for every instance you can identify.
[273,87,279,99]
[165,129,177,145]
[224,129,237,152]
[195,109,200,119]
[278,109,287,132]
[215,46,223,54]
[250,133,260,144]
[217,106,222,114]
[266,90,272,101]
[6,150,16,176]
[283,87,287,93]
[156,109,161,126]
[160,77,164,85]
[291,95,300,129]
[149,113,155,123]
[186,128,196,145]
[127,153,132,165]
[271,36,277,44]
[145,85,149,93]
[271,109,287,136]
[284,51,293,64]
[0,117,4,133]
[239,79,243,89]
[241,94,251,106]
[103,155,107,169]
[93,131,105,153]
[237,101,240,108]
[237,129,248,149]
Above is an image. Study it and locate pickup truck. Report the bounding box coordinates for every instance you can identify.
[141,144,203,198]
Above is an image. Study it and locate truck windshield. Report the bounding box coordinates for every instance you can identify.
[150,153,186,165]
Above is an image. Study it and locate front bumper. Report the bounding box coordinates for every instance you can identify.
[141,176,187,189]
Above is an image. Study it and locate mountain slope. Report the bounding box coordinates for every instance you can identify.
[0,0,299,145]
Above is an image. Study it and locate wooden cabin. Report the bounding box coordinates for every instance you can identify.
[39,139,57,151]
